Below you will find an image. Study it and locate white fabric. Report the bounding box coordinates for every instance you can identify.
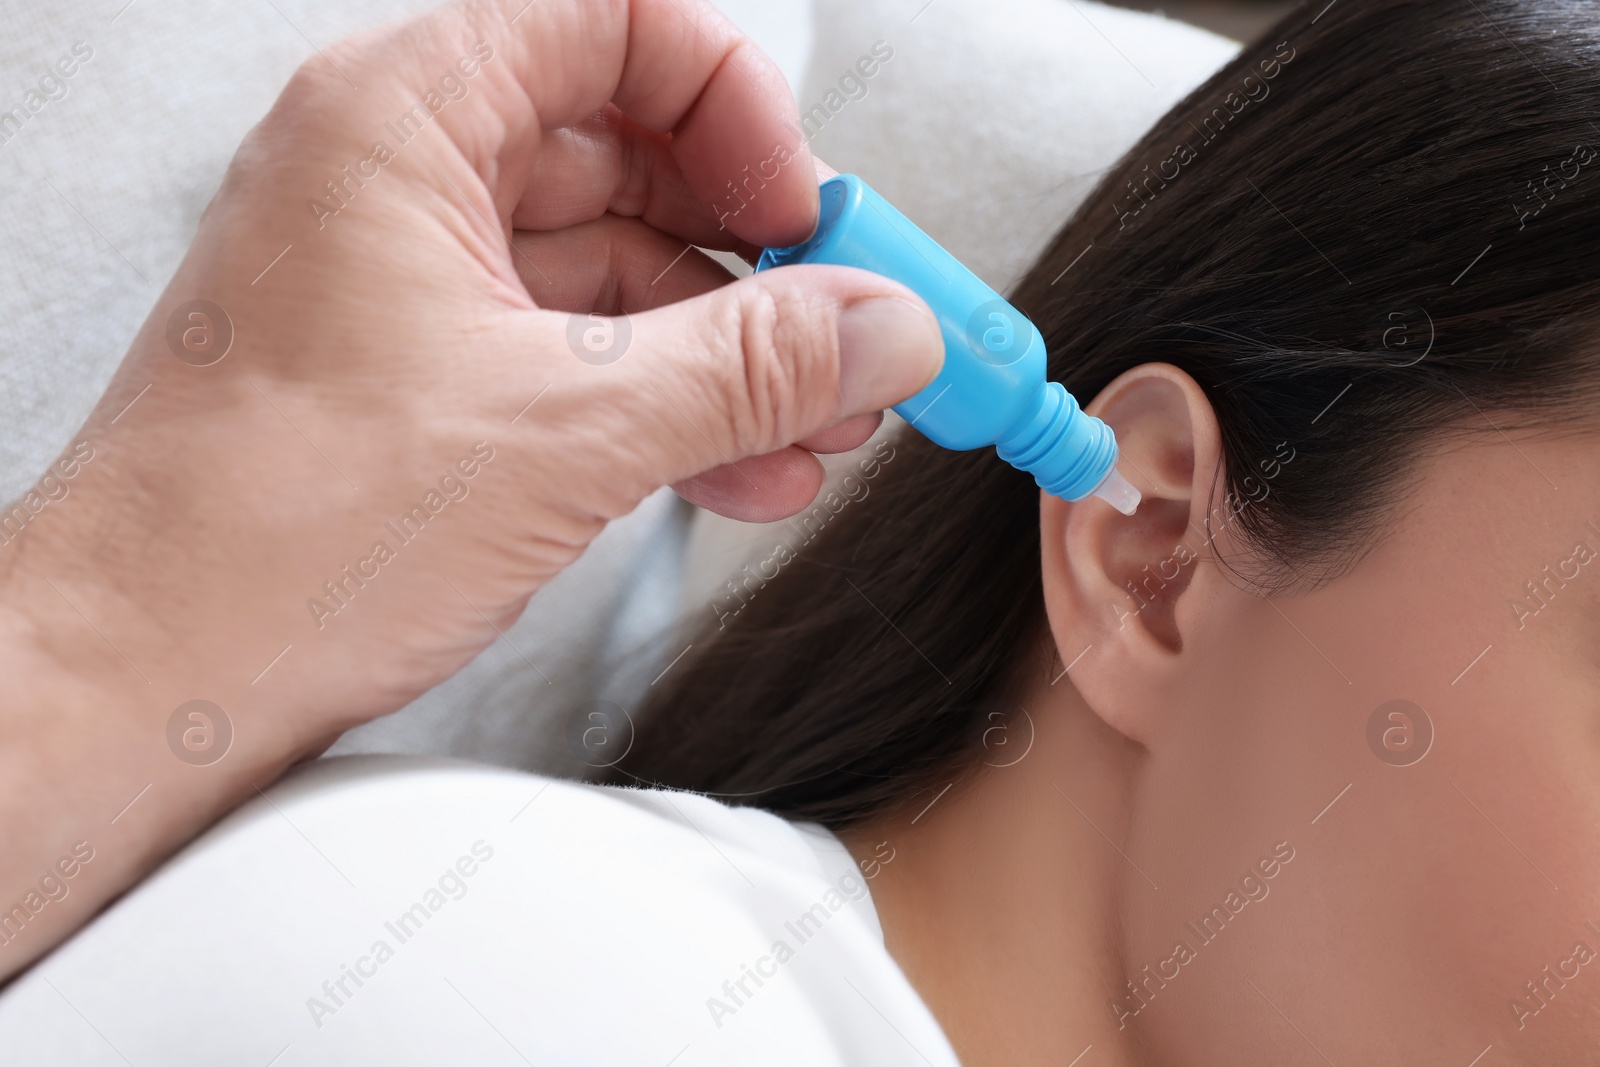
[802,0,1239,294]
[0,756,960,1067]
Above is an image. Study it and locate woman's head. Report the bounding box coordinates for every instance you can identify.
[606,0,1600,1059]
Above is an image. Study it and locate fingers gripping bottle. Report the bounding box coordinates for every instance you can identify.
[755,174,1140,514]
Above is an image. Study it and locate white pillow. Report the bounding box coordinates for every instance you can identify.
[679,0,1241,619]
[800,0,1239,294]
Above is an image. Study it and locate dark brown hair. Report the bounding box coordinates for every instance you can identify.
[598,0,1600,826]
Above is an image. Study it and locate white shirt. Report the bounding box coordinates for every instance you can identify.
[0,756,961,1066]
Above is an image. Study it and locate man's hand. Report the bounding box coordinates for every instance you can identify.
[0,0,942,979]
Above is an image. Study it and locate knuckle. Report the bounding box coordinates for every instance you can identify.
[718,282,837,453]
[278,55,339,112]
[261,58,354,154]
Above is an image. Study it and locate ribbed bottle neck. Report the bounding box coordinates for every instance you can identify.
[995,382,1117,501]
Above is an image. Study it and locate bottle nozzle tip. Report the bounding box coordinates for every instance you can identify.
[1090,467,1141,516]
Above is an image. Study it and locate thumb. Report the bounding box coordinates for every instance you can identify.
[611,264,945,488]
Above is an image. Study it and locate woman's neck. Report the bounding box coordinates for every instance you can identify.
[841,683,1145,1067]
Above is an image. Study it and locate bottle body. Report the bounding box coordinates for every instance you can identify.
[755,174,1129,506]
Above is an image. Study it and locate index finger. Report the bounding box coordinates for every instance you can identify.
[365,0,821,249]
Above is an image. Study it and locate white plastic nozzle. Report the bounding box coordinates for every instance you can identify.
[1090,467,1141,516]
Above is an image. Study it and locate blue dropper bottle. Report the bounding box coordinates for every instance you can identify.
[756,174,1140,515]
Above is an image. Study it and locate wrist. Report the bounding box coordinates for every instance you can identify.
[0,476,314,978]
[0,425,324,751]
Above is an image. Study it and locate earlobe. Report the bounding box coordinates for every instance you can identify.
[1039,363,1235,746]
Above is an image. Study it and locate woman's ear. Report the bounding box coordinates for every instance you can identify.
[1040,363,1242,747]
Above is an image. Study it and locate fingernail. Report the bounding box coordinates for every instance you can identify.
[836,296,944,416]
